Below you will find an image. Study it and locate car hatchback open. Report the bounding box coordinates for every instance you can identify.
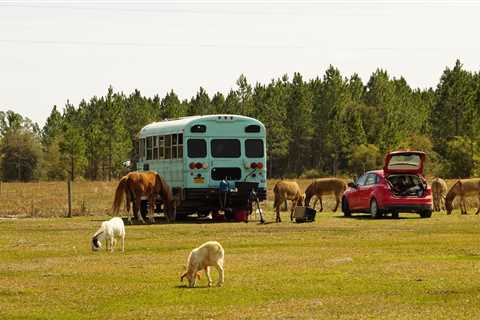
[342,151,433,219]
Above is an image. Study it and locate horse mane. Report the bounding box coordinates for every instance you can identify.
[445,180,460,203]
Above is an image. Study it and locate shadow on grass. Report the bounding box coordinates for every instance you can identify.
[117,216,270,226]
[334,214,419,220]
[175,284,217,289]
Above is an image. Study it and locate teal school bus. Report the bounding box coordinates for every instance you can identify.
[136,114,267,218]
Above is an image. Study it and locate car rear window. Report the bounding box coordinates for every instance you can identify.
[388,154,421,170]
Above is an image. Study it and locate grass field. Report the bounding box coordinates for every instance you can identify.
[2,209,480,319]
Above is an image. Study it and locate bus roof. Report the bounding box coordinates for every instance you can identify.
[139,114,264,137]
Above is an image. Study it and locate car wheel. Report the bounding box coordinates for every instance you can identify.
[370,199,382,219]
[342,197,351,217]
[392,211,399,219]
[420,210,432,218]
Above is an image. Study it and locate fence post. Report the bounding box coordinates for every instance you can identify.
[67,177,72,218]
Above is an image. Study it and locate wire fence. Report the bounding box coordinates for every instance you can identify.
[0,178,476,218]
[0,180,117,218]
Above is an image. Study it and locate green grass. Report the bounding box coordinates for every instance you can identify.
[1,210,480,319]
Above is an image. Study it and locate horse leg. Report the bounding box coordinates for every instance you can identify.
[319,196,323,212]
[205,267,212,287]
[135,195,145,223]
[275,204,281,223]
[290,200,295,221]
[148,195,156,223]
[461,196,467,215]
[475,194,480,215]
[121,234,125,252]
[333,193,340,212]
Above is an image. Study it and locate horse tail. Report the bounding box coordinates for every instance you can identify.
[273,183,280,209]
[112,176,128,214]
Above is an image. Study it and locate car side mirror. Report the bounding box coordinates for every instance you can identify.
[348,182,357,188]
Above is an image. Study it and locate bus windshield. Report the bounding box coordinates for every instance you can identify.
[245,139,264,158]
[211,139,240,158]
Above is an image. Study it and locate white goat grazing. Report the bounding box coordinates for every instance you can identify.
[180,241,224,288]
[91,217,125,253]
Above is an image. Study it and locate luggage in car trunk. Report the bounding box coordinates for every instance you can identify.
[294,206,316,223]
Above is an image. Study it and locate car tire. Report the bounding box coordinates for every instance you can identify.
[342,197,351,217]
[420,210,432,218]
[370,198,382,219]
[392,211,399,219]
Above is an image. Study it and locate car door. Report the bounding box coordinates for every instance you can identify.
[360,173,378,209]
[349,174,367,210]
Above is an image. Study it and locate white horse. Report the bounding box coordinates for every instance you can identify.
[91,217,125,253]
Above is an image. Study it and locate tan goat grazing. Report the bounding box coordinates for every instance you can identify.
[180,241,225,288]
[304,178,347,212]
[273,180,304,222]
[431,177,447,211]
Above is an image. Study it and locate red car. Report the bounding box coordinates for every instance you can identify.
[342,151,433,218]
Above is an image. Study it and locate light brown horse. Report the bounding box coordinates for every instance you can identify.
[445,178,480,215]
[112,171,176,223]
[273,180,304,222]
[304,178,347,212]
[431,177,447,212]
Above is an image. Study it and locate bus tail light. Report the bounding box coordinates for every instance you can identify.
[202,163,209,169]
[250,162,257,169]
[189,162,196,170]
[257,162,263,170]
[195,162,203,169]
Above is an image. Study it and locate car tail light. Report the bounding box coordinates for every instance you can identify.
[250,162,257,169]
[195,162,203,169]
[257,162,263,170]
[189,162,196,169]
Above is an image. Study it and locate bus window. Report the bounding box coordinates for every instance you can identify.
[191,124,206,133]
[172,134,178,159]
[153,136,159,160]
[178,133,183,158]
[211,139,240,158]
[159,136,164,159]
[165,135,172,159]
[245,139,264,158]
[188,139,206,158]
[212,167,242,180]
[245,125,260,133]
[146,136,153,160]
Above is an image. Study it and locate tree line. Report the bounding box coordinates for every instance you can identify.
[1,60,479,181]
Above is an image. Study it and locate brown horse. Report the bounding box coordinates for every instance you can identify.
[431,177,447,212]
[273,180,304,222]
[445,178,480,215]
[304,178,347,212]
[112,171,176,223]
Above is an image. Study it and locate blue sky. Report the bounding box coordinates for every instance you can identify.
[1,0,480,125]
